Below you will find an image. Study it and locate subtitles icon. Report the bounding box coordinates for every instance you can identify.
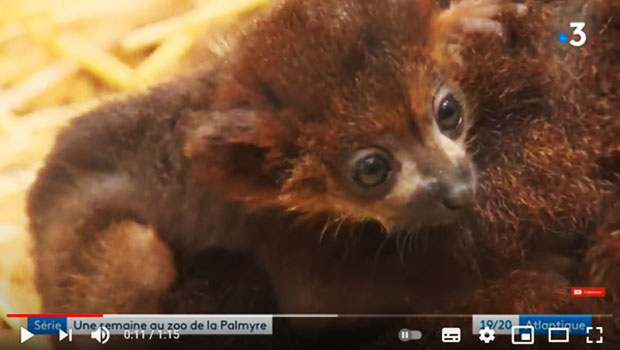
[548,327,569,343]
[512,325,534,345]
[441,327,461,343]
[91,326,111,344]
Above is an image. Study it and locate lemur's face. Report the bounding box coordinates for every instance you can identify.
[185,0,503,234]
[339,83,475,231]
[279,66,476,232]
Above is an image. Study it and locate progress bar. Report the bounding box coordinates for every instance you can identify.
[7,313,615,318]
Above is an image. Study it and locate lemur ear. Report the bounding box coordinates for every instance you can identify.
[184,108,295,204]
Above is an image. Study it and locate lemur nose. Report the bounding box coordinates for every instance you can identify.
[430,180,474,210]
[439,183,474,210]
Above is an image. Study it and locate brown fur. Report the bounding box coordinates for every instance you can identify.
[453,0,620,342]
[29,0,490,318]
[26,0,620,348]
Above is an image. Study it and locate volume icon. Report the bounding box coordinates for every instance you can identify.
[91,326,110,344]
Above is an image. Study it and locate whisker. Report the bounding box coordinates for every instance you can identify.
[319,215,332,243]
[332,216,346,239]
[405,229,415,254]
[402,229,411,254]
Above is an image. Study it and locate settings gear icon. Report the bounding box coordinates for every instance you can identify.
[479,327,496,343]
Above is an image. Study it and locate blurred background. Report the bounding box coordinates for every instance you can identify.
[0,0,269,346]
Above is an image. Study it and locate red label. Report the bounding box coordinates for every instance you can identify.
[571,287,606,298]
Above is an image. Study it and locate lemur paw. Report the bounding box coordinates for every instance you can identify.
[432,0,527,67]
[438,0,527,40]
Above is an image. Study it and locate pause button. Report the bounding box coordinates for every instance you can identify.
[398,328,422,342]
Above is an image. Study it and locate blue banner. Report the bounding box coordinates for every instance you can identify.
[28,317,68,335]
[519,315,592,335]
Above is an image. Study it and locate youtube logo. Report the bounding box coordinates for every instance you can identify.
[572,287,606,298]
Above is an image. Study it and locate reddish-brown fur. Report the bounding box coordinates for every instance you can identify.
[27,0,619,348]
[454,0,620,343]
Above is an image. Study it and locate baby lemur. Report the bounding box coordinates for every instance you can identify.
[28,0,620,343]
[29,0,510,317]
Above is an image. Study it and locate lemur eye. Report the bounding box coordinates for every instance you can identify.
[355,156,389,187]
[350,149,392,188]
[436,94,463,132]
